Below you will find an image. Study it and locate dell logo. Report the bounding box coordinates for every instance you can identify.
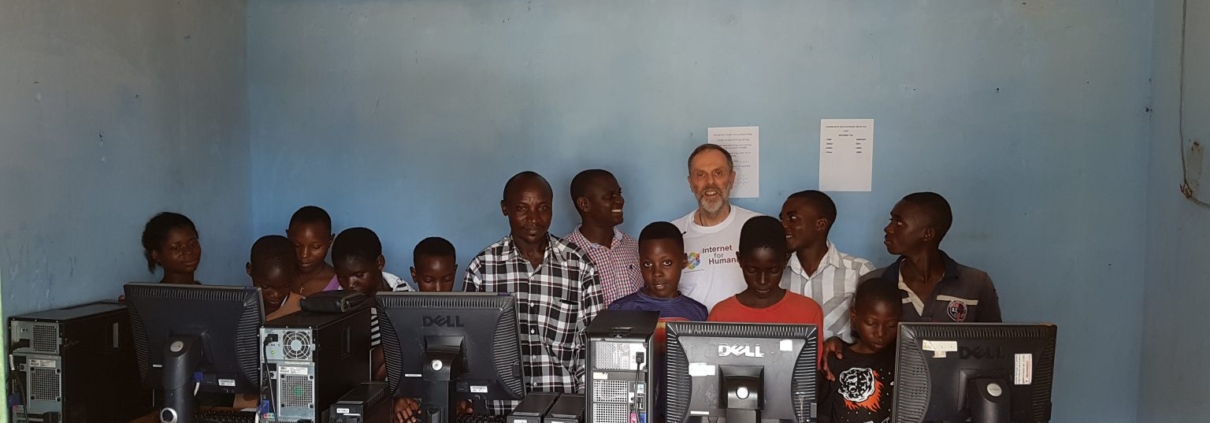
[958,346,1005,360]
[422,315,465,327]
[718,345,764,358]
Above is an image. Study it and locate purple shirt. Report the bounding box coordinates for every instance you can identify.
[322,275,341,291]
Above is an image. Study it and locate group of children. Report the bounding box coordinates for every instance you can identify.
[136,159,991,423]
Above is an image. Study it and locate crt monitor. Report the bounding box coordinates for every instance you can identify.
[124,283,264,423]
[377,292,525,421]
[892,323,1058,423]
[664,321,818,423]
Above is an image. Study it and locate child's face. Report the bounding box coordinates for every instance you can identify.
[639,239,685,299]
[287,222,333,274]
[851,299,901,351]
[335,256,385,296]
[411,255,458,292]
[779,197,826,252]
[252,265,296,314]
[153,226,202,275]
[736,246,786,300]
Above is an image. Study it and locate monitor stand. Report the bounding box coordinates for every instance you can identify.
[967,378,1010,423]
[160,336,202,423]
[421,336,465,423]
[718,366,763,423]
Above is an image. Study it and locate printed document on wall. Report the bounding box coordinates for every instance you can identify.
[819,119,873,192]
[707,126,759,198]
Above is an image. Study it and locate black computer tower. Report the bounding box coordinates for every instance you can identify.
[585,310,659,423]
[261,307,372,422]
[546,394,586,423]
[328,381,391,423]
[8,301,153,422]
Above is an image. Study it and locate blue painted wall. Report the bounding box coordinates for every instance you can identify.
[248,1,1153,420]
[1139,1,1210,422]
[0,0,252,318]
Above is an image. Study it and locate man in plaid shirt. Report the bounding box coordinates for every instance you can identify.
[464,171,605,407]
[564,169,643,307]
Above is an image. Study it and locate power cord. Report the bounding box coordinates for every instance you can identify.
[10,378,29,423]
[261,336,278,422]
[1175,0,1210,208]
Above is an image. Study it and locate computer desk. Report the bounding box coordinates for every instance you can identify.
[126,408,243,423]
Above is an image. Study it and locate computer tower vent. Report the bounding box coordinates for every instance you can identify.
[32,324,59,354]
[282,375,314,407]
[282,331,313,361]
[592,342,635,371]
[592,401,629,423]
[30,367,61,401]
[592,379,631,403]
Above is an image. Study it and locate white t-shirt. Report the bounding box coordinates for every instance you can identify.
[672,205,761,311]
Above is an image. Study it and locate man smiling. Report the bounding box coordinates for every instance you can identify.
[672,144,760,311]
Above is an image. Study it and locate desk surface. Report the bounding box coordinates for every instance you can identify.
[128,408,244,423]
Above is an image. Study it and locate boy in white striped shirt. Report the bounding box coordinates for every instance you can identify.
[778,190,874,342]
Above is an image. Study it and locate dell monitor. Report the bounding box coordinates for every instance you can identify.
[124,283,264,423]
[377,292,525,423]
[664,322,818,423]
[892,323,1058,423]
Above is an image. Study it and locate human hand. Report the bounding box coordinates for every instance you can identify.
[394,397,421,423]
[821,336,845,381]
[457,399,474,416]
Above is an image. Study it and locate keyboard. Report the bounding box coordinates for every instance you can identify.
[194,409,257,423]
[456,414,507,423]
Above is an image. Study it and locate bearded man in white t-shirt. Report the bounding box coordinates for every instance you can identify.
[672,144,761,311]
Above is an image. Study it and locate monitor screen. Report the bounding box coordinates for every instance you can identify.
[665,321,818,423]
[893,323,1057,423]
[376,292,525,402]
[124,283,264,395]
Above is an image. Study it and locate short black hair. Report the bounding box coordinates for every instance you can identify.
[853,279,903,314]
[639,221,684,251]
[250,235,297,277]
[331,227,382,265]
[687,143,734,172]
[787,190,838,230]
[901,192,953,240]
[289,206,332,231]
[738,216,788,257]
[502,171,552,202]
[141,212,198,273]
[569,169,615,203]
[413,237,456,265]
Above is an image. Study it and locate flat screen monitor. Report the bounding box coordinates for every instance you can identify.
[124,283,264,423]
[377,292,525,420]
[892,323,1058,423]
[664,321,818,423]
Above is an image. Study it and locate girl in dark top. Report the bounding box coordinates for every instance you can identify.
[141,212,202,285]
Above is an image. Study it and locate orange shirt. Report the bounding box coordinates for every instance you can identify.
[708,291,825,360]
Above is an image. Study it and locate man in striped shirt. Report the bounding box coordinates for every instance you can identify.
[565,169,643,307]
[778,191,874,343]
[464,172,605,409]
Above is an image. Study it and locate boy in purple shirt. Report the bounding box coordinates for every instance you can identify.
[609,221,707,421]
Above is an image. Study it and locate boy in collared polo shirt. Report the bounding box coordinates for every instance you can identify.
[865,192,1001,323]
[823,192,1001,378]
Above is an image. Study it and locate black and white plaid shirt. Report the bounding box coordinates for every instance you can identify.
[463,234,604,398]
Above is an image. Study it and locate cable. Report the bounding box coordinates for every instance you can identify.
[1175,0,1210,207]
[261,336,278,423]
